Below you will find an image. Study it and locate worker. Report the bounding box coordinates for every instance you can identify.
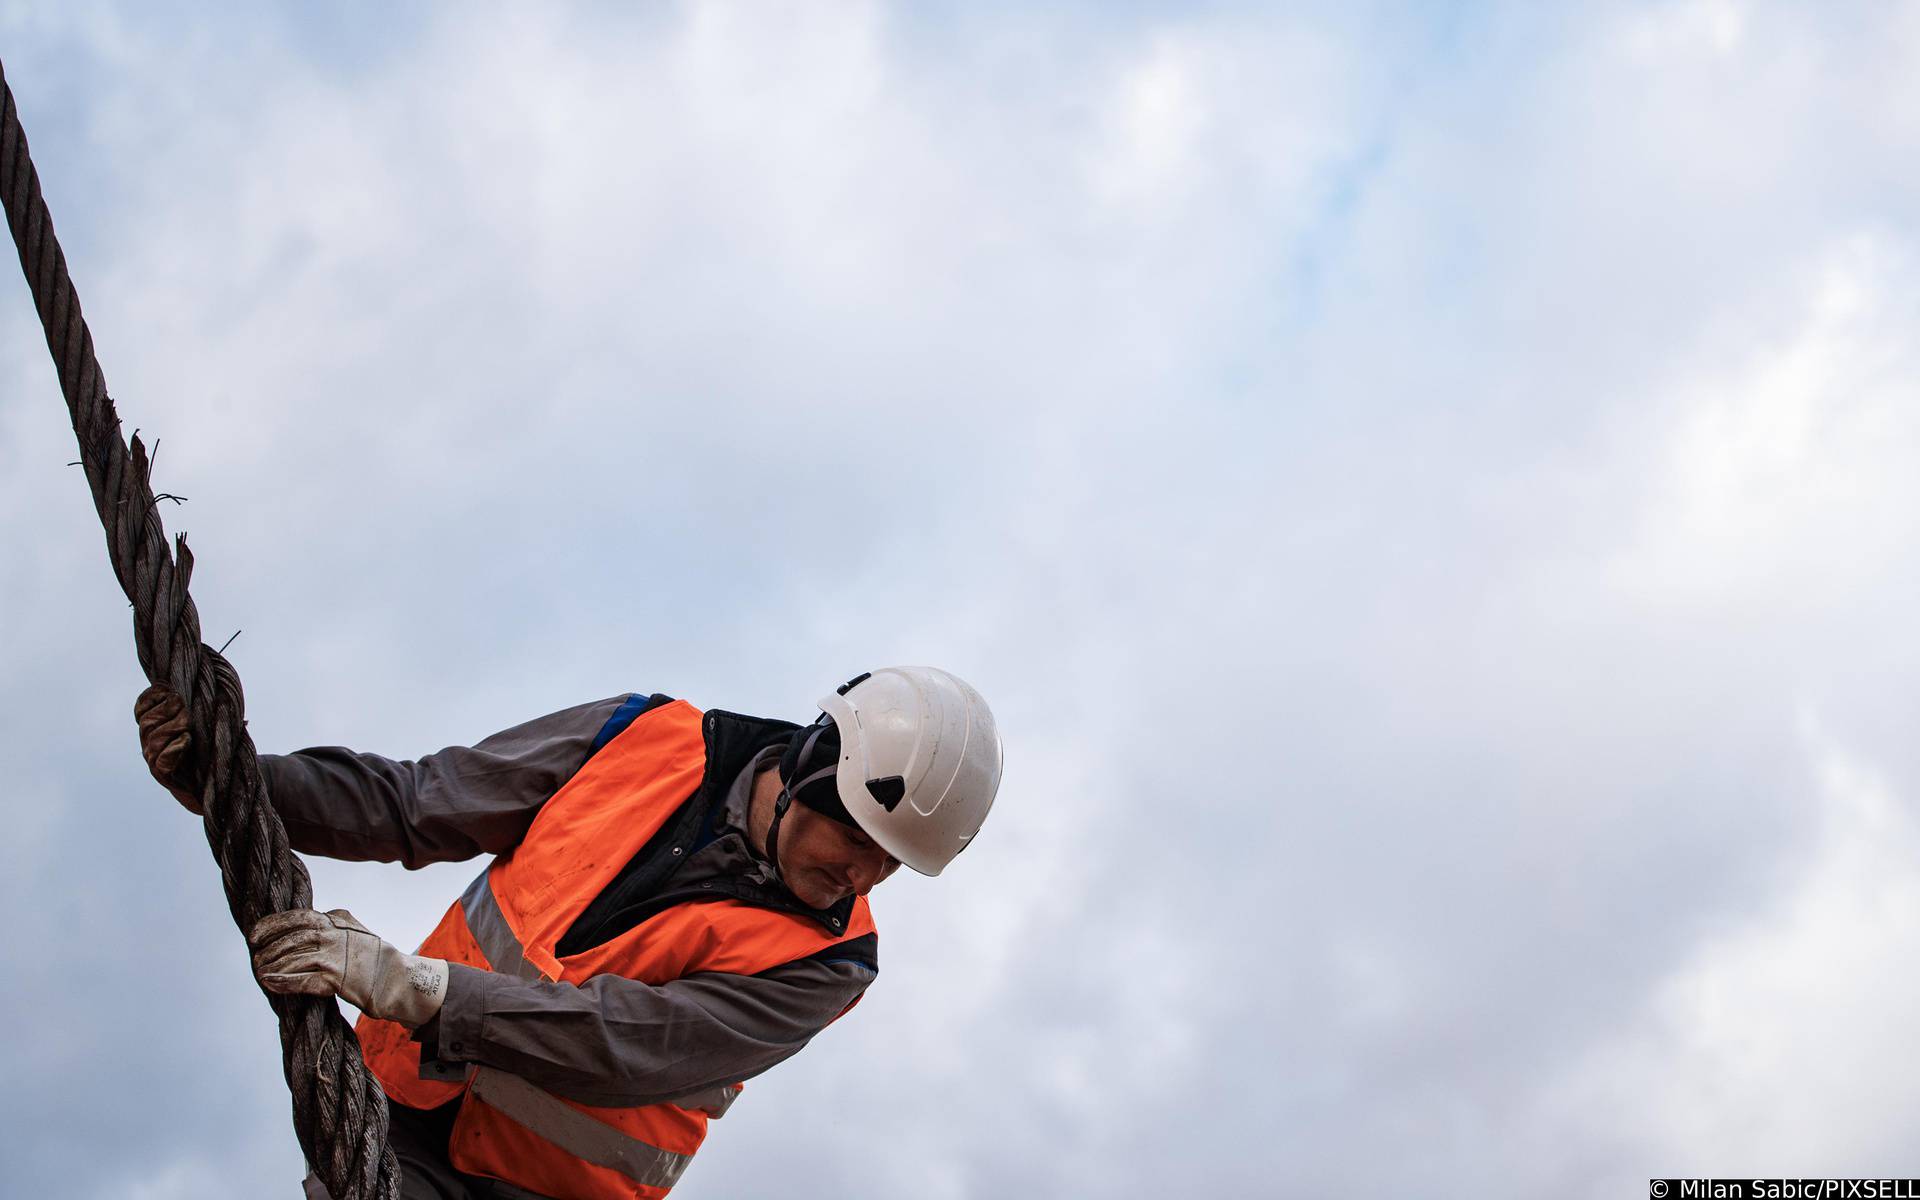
[135,667,1004,1200]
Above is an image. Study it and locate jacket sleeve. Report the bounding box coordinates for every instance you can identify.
[256,696,631,868]
[417,948,879,1108]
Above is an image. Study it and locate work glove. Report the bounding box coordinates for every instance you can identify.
[249,908,450,1029]
[133,683,203,814]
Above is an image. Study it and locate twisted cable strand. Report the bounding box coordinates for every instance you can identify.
[0,60,399,1200]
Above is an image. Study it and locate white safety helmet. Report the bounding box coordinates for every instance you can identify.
[817,666,1004,876]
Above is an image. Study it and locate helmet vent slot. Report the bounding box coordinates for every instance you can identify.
[836,672,872,696]
[866,776,907,812]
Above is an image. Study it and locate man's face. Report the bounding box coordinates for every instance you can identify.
[776,803,902,909]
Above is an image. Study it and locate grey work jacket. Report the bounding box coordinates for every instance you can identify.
[258,695,877,1111]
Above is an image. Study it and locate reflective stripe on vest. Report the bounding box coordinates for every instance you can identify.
[462,869,545,982]
[667,1082,743,1120]
[470,1067,695,1192]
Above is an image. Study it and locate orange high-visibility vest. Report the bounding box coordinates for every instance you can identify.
[356,698,876,1200]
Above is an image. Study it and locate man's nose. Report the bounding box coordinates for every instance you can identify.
[850,851,890,895]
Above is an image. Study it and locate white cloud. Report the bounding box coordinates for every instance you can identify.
[1536,714,1920,1181]
[1609,233,1920,609]
[1622,0,1750,60]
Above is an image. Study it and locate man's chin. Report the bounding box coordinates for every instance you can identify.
[791,875,849,910]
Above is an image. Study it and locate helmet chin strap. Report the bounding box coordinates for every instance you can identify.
[765,721,837,890]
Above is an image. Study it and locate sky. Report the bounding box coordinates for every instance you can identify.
[3,1,1920,1196]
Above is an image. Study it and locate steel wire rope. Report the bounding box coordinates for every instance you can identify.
[0,59,400,1200]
